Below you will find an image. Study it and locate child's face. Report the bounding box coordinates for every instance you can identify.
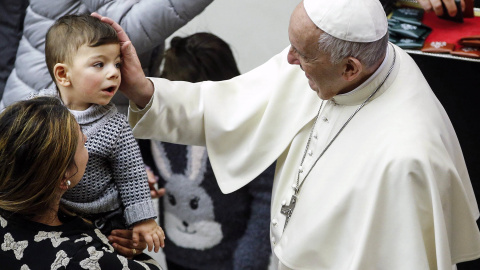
[64,43,121,110]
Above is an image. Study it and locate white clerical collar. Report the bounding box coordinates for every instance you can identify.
[332,44,396,106]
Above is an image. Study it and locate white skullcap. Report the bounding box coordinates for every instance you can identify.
[303,0,388,42]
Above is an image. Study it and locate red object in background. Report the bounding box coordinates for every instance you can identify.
[422,11,480,47]
[465,0,475,18]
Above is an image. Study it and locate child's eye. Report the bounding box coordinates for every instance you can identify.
[115,62,122,69]
[93,62,104,68]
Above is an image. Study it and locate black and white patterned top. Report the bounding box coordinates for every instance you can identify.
[0,212,162,270]
[60,101,156,227]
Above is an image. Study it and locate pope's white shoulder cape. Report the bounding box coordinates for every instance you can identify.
[129,44,480,269]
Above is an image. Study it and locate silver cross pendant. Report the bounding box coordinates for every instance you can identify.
[280,194,297,231]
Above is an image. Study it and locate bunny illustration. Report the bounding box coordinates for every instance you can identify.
[149,141,274,269]
[151,141,223,250]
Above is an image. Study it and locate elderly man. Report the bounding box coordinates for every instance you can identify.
[96,0,480,268]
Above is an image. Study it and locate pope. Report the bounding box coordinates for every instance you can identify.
[94,0,480,269]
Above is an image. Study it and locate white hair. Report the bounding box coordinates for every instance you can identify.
[317,32,389,68]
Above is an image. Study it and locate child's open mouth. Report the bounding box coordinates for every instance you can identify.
[103,86,116,93]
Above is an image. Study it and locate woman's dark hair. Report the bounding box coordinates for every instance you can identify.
[0,96,79,218]
[161,32,240,82]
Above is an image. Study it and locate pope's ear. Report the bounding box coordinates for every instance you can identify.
[54,63,71,87]
[341,57,362,82]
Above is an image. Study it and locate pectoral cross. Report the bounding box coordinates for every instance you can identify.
[280,193,297,231]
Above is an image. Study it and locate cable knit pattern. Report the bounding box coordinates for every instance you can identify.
[60,102,156,227]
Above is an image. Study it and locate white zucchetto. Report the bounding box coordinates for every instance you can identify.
[303,0,388,43]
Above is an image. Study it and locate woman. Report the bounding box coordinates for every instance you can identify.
[0,96,162,269]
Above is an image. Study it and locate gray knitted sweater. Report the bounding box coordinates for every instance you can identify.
[60,102,156,227]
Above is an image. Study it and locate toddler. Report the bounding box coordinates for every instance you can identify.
[42,14,163,253]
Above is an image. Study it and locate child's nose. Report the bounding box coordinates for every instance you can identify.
[107,65,120,79]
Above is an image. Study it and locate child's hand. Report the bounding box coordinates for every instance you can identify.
[132,219,165,252]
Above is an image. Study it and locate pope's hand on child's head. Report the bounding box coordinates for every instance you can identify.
[90,12,154,109]
[132,219,165,253]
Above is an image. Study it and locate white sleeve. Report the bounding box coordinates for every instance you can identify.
[129,47,321,193]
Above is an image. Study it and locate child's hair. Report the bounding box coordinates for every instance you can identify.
[0,96,79,218]
[160,32,240,82]
[45,14,119,83]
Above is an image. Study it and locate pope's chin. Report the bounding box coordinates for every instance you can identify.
[308,80,323,99]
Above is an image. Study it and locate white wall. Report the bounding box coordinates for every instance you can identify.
[166,0,301,73]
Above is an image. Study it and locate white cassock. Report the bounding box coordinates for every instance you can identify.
[129,44,480,269]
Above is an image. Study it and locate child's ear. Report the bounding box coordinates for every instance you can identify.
[54,63,71,87]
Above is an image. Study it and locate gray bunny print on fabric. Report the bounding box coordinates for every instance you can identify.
[151,141,223,250]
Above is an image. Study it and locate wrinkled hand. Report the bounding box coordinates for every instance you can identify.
[90,12,154,108]
[108,229,147,258]
[146,165,166,199]
[417,0,465,17]
[132,219,165,253]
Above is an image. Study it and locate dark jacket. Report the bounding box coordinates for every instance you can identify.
[0,0,28,98]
